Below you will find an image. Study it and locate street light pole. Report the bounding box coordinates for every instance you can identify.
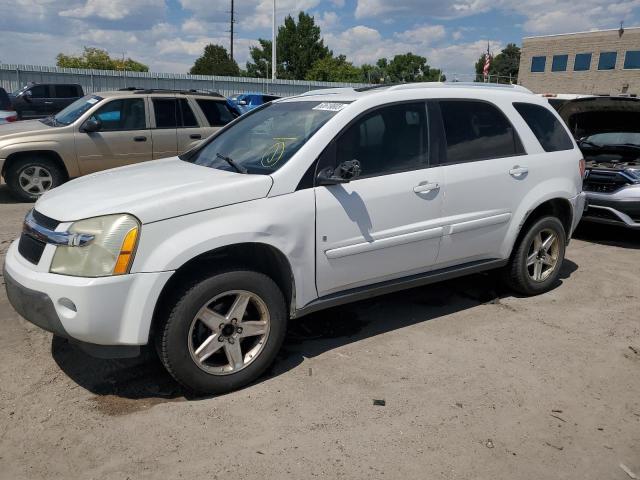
[272,0,277,80]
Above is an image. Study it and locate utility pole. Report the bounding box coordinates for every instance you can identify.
[272,0,277,80]
[230,0,235,62]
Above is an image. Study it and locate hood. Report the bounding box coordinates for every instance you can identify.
[35,157,274,224]
[558,97,640,139]
[0,119,56,139]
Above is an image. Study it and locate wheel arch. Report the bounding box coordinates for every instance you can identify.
[2,150,70,181]
[512,197,573,256]
[149,242,296,343]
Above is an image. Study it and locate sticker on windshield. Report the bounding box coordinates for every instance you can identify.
[87,98,99,104]
[313,102,347,112]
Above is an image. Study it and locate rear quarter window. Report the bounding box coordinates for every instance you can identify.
[513,102,574,152]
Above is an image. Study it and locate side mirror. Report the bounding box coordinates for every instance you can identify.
[317,159,362,186]
[22,90,32,102]
[81,118,102,133]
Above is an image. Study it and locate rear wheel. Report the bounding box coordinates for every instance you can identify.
[5,156,65,202]
[157,270,287,394]
[504,216,566,296]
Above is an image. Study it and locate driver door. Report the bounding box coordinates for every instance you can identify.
[75,97,152,175]
[315,102,445,296]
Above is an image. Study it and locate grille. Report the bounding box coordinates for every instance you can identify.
[583,182,623,193]
[583,170,632,194]
[18,232,46,264]
[17,210,60,265]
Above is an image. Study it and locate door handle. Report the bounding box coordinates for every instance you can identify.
[189,133,202,139]
[509,166,528,177]
[44,101,53,105]
[133,136,147,142]
[413,182,440,193]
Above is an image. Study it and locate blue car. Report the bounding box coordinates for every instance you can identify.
[228,92,281,115]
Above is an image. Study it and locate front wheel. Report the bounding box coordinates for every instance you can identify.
[504,216,566,296]
[5,157,65,202]
[157,270,287,394]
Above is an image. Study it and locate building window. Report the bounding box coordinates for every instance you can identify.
[531,56,546,72]
[574,53,592,71]
[551,54,568,72]
[598,51,617,70]
[624,51,640,69]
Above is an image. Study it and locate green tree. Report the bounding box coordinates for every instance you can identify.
[190,44,240,76]
[383,53,444,82]
[246,39,277,78]
[474,43,520,82]
[56,47,149,72]
[306,55,362,82]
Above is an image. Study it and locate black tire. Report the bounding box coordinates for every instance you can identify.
[156,270,287,395]
[504,216,566,296]
[5,156,66,202]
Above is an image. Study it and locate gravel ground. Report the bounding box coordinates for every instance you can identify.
[0,183,638,480]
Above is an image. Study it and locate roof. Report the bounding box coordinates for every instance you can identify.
[523,26,640,40]
[282,82,533,103]
[95,88,226,99]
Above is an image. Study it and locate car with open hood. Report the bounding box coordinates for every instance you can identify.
[4,83,586,394]
[558,96,640,229]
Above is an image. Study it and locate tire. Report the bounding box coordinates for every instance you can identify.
[5,156,66,202]
[504,216,566,296]
[157,270,287,395]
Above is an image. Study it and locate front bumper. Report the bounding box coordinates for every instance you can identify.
[583,190,640,229]
[3,239,173,347]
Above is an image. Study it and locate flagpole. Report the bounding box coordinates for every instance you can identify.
[272,0,277,81]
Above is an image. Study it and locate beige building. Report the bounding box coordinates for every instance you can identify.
[518,27,640,96]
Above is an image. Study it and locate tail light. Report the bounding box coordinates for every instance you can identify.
[579,158,586,178]
[5,114,17,122]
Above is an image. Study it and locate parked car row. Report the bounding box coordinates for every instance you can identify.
[0,88,18,124]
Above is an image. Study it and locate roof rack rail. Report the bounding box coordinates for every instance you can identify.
[131,88,224,97]
[119,87,142,91]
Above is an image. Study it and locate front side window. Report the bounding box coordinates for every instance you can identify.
[624,51,640,69]
[598,51,618,70]
[513,102,574,152]
[197,99,235,126]
[574,53,592,71]
[28,85,50,98]
[335,102,428,178]
[531,56,546,72]
[439,100,523,163]
[182,101,343,174]
[92,99,146,131]
[551,54,568,72]
[54,95,103,125]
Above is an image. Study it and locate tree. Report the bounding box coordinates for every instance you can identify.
[382,53,444,83]
[56,47,149,72]
[246,39,277,78]
[306,55,362,82]
[190,44,240,76]
[474,43,520,82]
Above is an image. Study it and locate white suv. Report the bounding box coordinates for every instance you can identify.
[4,83,586,394]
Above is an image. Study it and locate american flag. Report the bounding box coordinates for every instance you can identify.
[483,43,491,80]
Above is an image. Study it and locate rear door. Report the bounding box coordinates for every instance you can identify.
[432,99,528,266]
[75,97,152,174]
[150,97,179,159]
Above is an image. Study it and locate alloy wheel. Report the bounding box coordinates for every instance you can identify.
[526,228,559,282]
[188,290,270,375]
[18,166,53,195]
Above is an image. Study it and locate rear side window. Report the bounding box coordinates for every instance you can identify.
[196,99,235,126]
[513,102,574,152]
[153,98,177,128]
[438,100,524,163]
[55,85,80,98]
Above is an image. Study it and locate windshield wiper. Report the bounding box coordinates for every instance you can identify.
[216,152,248,174]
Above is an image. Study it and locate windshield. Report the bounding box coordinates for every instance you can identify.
[181,101,347,174]
[584,132,640,147]
[52,95,103,126]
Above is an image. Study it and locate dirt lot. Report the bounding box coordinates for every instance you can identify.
[0,183,638,480]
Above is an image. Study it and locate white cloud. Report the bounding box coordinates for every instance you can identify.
[316,11,340,31]
[394,25,446,44]
[60,0,164,21]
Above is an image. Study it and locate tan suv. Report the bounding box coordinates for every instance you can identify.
[0,88,237,201]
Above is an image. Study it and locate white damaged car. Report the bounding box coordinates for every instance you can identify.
[4,83,586,394]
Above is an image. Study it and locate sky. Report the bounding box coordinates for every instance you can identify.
[0,0,639,77]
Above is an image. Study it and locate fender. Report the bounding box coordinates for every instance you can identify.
[132,189,318,310]
[1,141,79,177]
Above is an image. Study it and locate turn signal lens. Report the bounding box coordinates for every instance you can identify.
[579,158,586,179]
[113,227,139,275]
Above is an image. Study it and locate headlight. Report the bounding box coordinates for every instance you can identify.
[50,214,140,277]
